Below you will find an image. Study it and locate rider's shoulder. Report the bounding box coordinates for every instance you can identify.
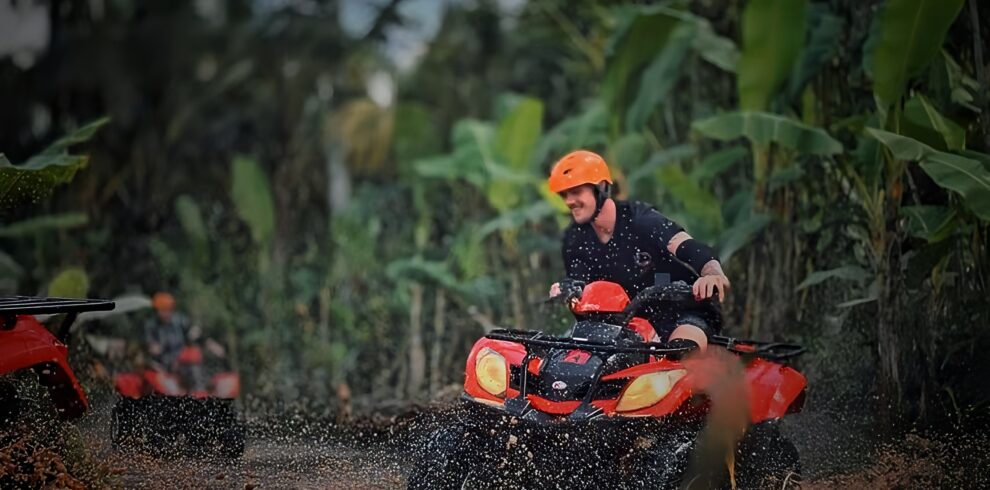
[626,201,674,229]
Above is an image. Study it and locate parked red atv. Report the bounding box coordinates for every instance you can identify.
[408,280,806,489]
[0,296,115,425]
[110,340,245,458]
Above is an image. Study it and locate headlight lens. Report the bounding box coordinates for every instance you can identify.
[615,369,687,412]
[475,348,508,397]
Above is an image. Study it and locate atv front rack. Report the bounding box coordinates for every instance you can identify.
[0,295,116,341]
[485,329,805,361]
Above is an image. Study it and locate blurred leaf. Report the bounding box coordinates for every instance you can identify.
[394,102,442,166]
[625,23,694,130]
[737,0,807,110]
[787,4,843,100]
[902,205,957,242]
[175,194,209,270]
[691,147,748,182]
[691,17,739,72]
[78,293,152,322]
[903,95,966,151]
[626,145,697,191]
[0,213,88,237]
[603,6,681,127]
[535,101,609,164]
[865,128,990,220]
[867,0,965,109]
[657,164,722,235]
[477,201,555,238]
[717,212,771,263]
[906,239,955,287]
[837,295,878,308]
[0,118,108,211]
[230,156,275,245]
[451,229,487,280]
[692,111,843,155]
[796,265,870,291]
[48,267,89,298]
[609,133,650,176]
[0,250,22,278]
[495,95,543,170]
[414,154,485,187]
[768,166,806,191]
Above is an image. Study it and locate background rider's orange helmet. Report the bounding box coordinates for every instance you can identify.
[547,150,613,193]
[152,292,176,312]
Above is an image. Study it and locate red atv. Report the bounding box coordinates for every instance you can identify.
[109,337,244,458]
[0,296,115,425]
[408,280,806,489]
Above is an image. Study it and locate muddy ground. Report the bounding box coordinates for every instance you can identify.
[60,396,988,490]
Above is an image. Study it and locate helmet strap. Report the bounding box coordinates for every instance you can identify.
[590,182,611,222]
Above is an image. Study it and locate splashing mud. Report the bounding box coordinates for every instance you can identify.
[5,390,988,488]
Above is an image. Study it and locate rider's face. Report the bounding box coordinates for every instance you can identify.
[559,185,596,224]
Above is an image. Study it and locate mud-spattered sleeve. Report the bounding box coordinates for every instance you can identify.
[630,203,684,248]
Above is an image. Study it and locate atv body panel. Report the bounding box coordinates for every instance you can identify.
[0,297,114,419]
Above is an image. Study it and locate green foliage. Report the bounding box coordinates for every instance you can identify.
[902,95,966,151]
[796,265,871,291]
[866,128,990,220]
[48,268,89,298]
[625,144,695,193]
[625,23,694,130]
[787,4,844,100]
[603,6,682,128]
[901,205,958,242]
[230,156,275,245]
[691,147,748,183]
[394,102,443,166]
[0,118,108,211]
[867,0,965,109]
[0,213,88,238]
[656,163,722,240]
[692,111,843,155]
[737,0,807,110]
[175,195,209,270]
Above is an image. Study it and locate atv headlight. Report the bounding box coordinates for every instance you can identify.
[616,369,687,413]
[475,348,508,397]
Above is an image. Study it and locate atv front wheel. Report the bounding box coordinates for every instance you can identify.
[734,420,801,489]
[407,422,490,489]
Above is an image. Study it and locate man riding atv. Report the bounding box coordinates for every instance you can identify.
[548,150,730,353]
[145,292,209,394]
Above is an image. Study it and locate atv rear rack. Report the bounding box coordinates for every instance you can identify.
[486,329,805,361]
[0,295,115,341]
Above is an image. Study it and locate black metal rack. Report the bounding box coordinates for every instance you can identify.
[485,329,805,361]
[0,295,115,341]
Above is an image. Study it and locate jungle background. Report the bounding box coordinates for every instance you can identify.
[1,0,989,486]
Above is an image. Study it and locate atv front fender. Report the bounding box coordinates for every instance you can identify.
[0,315,88,418]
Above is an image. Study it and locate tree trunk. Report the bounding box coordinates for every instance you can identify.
[429,289,447,396]
[406,282,426,400]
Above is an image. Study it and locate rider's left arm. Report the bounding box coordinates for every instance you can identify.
[667,232,731,303]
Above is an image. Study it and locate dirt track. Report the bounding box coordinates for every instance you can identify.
[74,400,989,489]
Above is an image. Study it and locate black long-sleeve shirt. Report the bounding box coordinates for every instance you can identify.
[562,200,699,298]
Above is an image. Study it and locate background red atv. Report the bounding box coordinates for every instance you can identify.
[107,320,245,458]
[0,296,115,426]
[408,280,806,489]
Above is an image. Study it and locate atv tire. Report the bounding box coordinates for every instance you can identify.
[407,422,491,489]
[112,396,245,459]
[734,420,801,489]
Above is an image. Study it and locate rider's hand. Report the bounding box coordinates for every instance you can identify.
[666,338,700,360]
[693,275,730,303]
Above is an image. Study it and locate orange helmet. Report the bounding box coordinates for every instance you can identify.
[152,292,176,312]
[547,150,613,193]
